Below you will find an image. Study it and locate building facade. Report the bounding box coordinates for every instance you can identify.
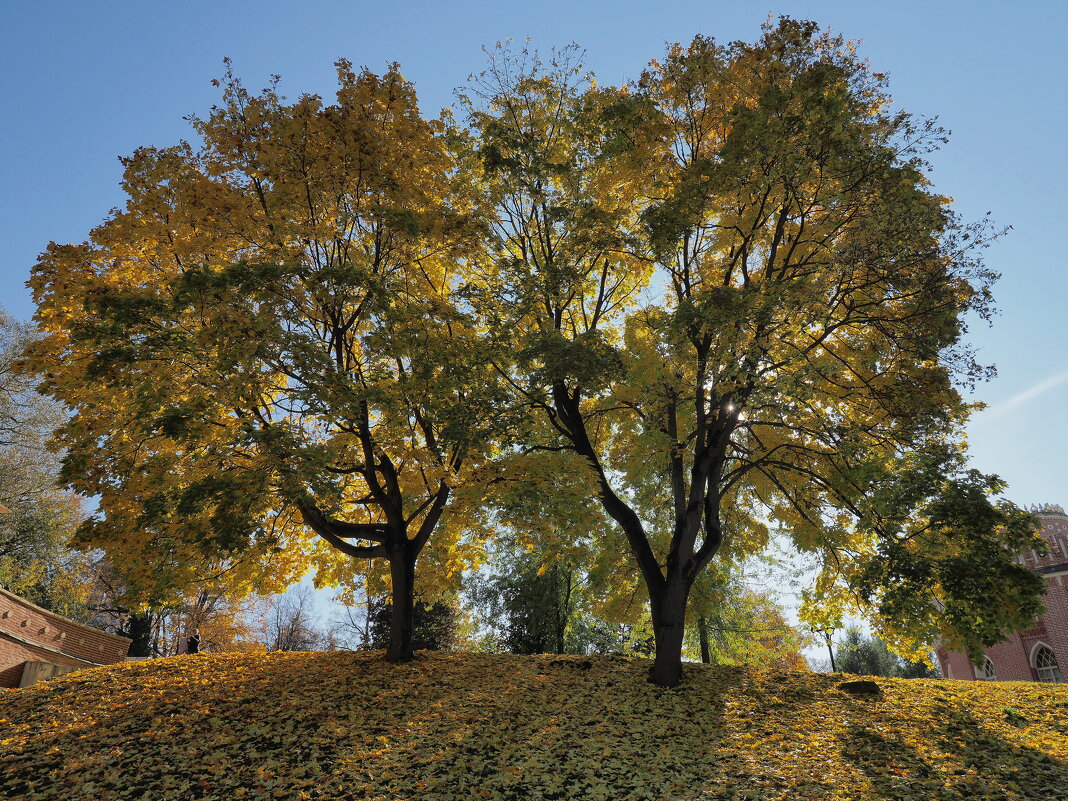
[0,585,131,688]
[937,504,1068,683]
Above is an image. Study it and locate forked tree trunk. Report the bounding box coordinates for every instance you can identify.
[386,553,416,663]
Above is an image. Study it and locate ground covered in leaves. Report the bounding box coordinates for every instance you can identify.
[1,652,1066,800]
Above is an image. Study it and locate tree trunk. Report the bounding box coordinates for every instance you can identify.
[386,553,416,663]
[558,568,573,654]
[698,616,712,665]
[648,579,690,686]
[126,611,154,657]
[553,566,566,654]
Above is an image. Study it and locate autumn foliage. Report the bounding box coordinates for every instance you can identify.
[24,18,1048,685]
[2,652,1067,800]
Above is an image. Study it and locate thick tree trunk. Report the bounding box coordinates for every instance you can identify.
[698,616,712,664]
[649,579,690,686]
[126,612,154,657]
[386,553,416,663]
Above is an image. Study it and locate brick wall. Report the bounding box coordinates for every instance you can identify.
[0,586,131,688]
[1041,573,1068,680]
[937,506,1068,683]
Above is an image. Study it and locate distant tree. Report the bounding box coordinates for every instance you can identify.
[368,596,460,652]
[261,585,327,652]
[834,628,939,678]
[897,655,940,679]
[82,562,163,656]
[167,588,264,654]
[328,602,373,651]
[86,560,266,656]
[577,620,656,657]
[0,307,62,452]
[0,306,90,616]
[834,628,900,677]
[467,543,582,655]
[687,571,809,670]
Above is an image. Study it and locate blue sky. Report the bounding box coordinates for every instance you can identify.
[1,0,1065,515]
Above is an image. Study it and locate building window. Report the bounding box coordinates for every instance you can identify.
[975,657,996,680]
[1033,644,1062,683]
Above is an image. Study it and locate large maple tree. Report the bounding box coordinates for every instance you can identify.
[467,22,1044,686]
[29,62,495,662]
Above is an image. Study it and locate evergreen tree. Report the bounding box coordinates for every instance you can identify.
[835,628,939,678]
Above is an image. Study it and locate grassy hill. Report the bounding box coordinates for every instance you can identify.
[1,651,1066,800]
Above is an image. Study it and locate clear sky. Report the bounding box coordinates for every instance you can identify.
[1,0,1065,514]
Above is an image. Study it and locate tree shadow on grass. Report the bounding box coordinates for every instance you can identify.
[0,653,753,801]
[361,655,750,801]
[397,659,843,801]
[839,696,1068,800]
[14,655,1046,801]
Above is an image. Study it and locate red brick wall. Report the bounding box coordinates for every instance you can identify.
[0,587,131,688]
[0,659,25,688]
[937,508,1068,683]
[1041,573,1068,680]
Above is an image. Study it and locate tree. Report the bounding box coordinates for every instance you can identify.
[367,594,461,652]
[469,23,1044,685]
[25,26,1045,688]
[0,306,90,616]
[0,307,62,452]
[261,585,327,652]
[834,628,939,678]
[467,538,585,655]
[686,569,809,670]
[28,62,497,663]
[86,558,268,656]
[1,304,283,653]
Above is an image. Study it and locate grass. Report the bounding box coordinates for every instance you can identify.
[1,651,1066,800]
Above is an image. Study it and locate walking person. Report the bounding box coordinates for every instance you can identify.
[178,629,202,655]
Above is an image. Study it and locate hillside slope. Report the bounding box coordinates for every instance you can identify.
[1,651,1066,800]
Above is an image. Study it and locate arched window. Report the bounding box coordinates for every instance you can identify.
[975,656,996,680]
[1032,644,1062,683]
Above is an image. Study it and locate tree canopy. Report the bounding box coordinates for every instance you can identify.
[26,19,1046,684]
[464,21,1044,684]
[29,61,497,663]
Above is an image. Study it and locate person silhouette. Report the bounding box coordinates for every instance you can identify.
[186,629,201,654]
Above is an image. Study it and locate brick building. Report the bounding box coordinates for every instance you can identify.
[0,585,131,688]
[937,503,1068,682]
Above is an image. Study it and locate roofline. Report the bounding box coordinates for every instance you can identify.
[0,629,108,667]
[0,585,132,644]
[1036,562,1068,578]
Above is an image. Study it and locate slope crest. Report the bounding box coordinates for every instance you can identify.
[1,651,1066,800]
